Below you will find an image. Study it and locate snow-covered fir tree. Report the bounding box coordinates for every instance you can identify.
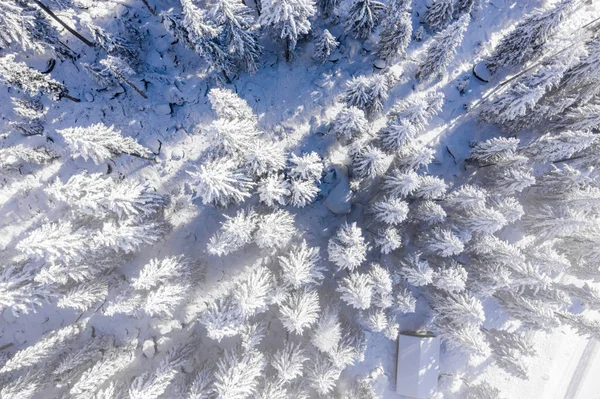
[344,74,389,117]
[337,272,373,309]
[214,347,265,399]
[485,0,578,74]
[328,222,369,271]
[271,341,308,382]
[289,178,319,207]
[257,174,290,207]
[278,240,324,288]
[331,106,369,142]
[278,287,321,334]
[351,143,392,178]
[306,355,341,395]
[376,4,413,62]
[207,208,258,256]
[289,152,323,180]
[254,210,296,249]
[417,15,469,82]
[57,123,151,164]
[188,159,254,207]
[259,0,316,60]
[311,305,343,353]
[314,29,339,63]
[425,0,453,31]
[371,196,409,226]
[345,0,386,40]
[210,0,262,73]
[400,253,434,286]
[0,54,68,100]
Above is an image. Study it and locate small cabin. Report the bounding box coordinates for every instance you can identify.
[396,331,440,399]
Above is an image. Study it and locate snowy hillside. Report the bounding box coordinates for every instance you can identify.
[2,0,600,398]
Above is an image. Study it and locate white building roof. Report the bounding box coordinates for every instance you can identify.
[396,332,440,399]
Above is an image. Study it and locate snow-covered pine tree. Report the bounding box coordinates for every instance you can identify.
[209,87,257,122]
[70,341,137,398]
[206,118,260,157]
[376,4,412,62]
[371,196,409,226]
[0,54,69,100]
[331,106,369,142]
[414,175,447,199]
[1,320,87,373]
[186,368,214,398]
[92,219,167,254]
[485,0,578,75]
[413,200,447,225]
[388,90,444,132]
[337,272,373,310]
[208,208,257,256]
[345,0,385,40]
[421,228,464,257]
[271,341,308,382]
[454,0,481,18]
[259,0,316,60]
[383,169,421,197]
[306,356,341,396]
[469,137,520,165]
[16,221,87,264]
[213,347,266,399]
[131,256,191,291]
[233,265,274,317]
[417,14,469,82]
[368,263,393,308]
[57,123,151,164]
[257,174,290,207]
[278,287,320,334]
[478,44,585,129]
[174,0,235,79]
[526,130,597,163]
[57,278,109,312]
[314,29,339,63]
[425,0,453,32]
[278,240,324,289]
[245,140,287,176]
[433,292,485,327]
[400,253,434,286]
[351,143,392,178]
[188,159,254,207]
[289,152,323,181]
[254,210,296,249]
[394,287,417,314]
[10,96,46,136]
[396,141,435,169]
[0,144,55,170]
[129,344,193,399]
[344,74,389,118]
[328,222,369,271]
[375,227,403,254]
[289,178,319,207]
[433,261,468,292]
[47,172,167,219]
[210,0,262,73]
[199,297,245,342]
[0,263,50,316]
[311,305,343,353]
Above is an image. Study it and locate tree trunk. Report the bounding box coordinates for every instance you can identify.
[140,0,158,16]
[31,0,95,47]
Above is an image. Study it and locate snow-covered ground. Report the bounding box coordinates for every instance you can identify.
[3,0,600,397]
